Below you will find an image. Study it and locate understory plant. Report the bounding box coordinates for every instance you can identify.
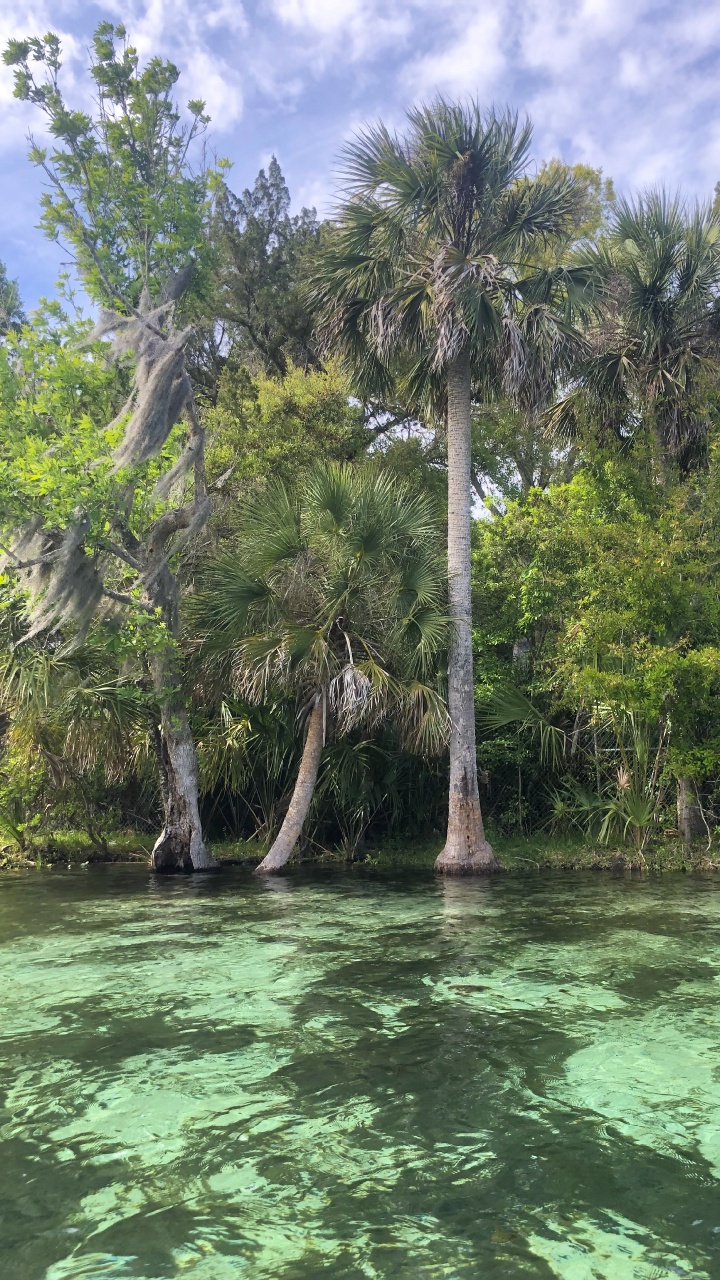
[482,687,671,855]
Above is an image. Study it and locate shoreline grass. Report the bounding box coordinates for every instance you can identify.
[1,828,718,874]
[359,832,720,874]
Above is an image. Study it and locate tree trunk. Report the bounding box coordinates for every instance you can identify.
[151,714,216,873]
[255,696,324,874]
[146,562,217,874]
[677,776,704,847]
[435,350,498,875]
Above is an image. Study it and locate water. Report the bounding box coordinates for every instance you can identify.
[1,868,720,1279]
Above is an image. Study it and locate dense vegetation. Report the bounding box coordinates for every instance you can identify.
[2,24,720,871]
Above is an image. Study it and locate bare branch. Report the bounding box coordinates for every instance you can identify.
[0,540,62,570]
[103,588,155,614]
[98,539,143,572]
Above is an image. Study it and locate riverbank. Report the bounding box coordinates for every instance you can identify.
[1,829,718,873]
[363,834,720,873]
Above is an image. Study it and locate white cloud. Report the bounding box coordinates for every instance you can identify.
[270,0,415,64]
[402,5,506,100]
[617,51,646,92]
[97,0,247,128]
[0,7,78,100]
[294,175,333,217]
[391,0,720,196]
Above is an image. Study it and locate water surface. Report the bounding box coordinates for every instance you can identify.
[1,867,719,1278]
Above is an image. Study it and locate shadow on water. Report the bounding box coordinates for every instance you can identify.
[1,865,719,1278]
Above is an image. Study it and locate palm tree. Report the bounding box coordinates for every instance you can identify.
[194,462,449,871]
[550,191,720,840]
[310,101,582,872]
[551,191,720,472]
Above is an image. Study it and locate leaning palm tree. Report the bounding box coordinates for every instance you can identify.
[550,191,720,472]
[310,101,582,872]
[193,462,449,871]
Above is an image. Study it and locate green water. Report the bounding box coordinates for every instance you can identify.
[1,869,720,1279]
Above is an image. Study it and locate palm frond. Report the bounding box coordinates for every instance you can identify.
[193,460,448,749]
[479,685,566,769]
[311,100,585,403]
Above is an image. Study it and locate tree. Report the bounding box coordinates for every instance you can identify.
[0,262,24,336]
[534,162,615,262]
[205,360,369,499]
[311,101,582,871]
[211,158,320,377]
[471,402,572,508]
[472,459,720,846]
[463,162,613,509]
[194,462,449,871]
[2,24,224,871]
[536,192,720,843]
[551,191,720,474]
[0,607,154,856]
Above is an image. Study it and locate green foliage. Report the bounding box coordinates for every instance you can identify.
[0,261,25,336]
[0,19,227,858]
[194,697,298,841]
[534,161,616,258]
[3,24,223,307]
[0,21,226,652]
[374,434,449,509]
[0,21,234,871]
[194,461,450,754]
[0,304,194,648]
[315,738,398,857]
[473,456,720,836]
[475,464,720,666]
[551,191,720,472]
[5,51,720,862]
[0,612,158,852]
[212,158,320,376]
[0,304,121,532]
[471,401,572,505]
[206,361,369,494]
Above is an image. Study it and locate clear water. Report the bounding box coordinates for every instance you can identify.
[1,868,720,1279]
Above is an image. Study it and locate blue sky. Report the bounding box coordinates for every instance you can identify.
[1,0,720,309]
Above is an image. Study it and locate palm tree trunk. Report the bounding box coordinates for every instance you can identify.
[435,349,498,875]
[255,696,324,873]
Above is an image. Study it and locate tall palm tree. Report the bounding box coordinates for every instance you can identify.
[194,462,449,871]
[551,191,720,472]
[310,101,582,872]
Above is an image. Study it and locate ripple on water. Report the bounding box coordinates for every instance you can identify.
[0,868,719,1278]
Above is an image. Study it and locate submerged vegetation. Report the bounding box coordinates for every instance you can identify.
[2,24,720,873]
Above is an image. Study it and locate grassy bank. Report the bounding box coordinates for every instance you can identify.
[0,832,264,871]
[2,828,719,874]
[360,832,720,874]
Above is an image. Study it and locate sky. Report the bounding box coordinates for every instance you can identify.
[1,0,720,309]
